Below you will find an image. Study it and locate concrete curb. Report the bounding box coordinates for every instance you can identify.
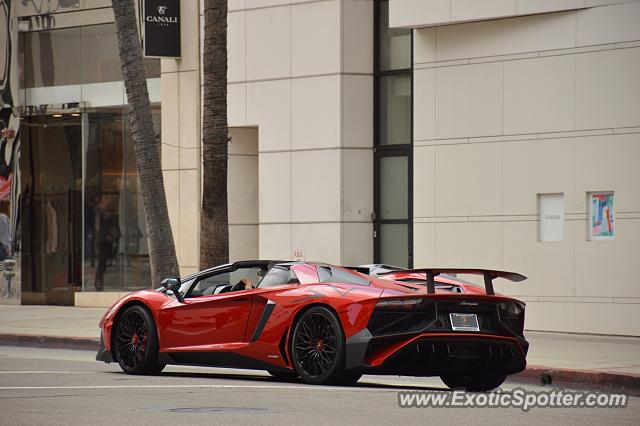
[514,365,640,394]
[0,334,99,351]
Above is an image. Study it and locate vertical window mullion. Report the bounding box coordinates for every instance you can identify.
[374,0,413,268]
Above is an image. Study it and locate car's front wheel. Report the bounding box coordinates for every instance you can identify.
[440,373,506,392]
[291,306,349,385]
[113,305,165,375]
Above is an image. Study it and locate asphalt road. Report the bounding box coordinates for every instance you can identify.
[0,346,638,425]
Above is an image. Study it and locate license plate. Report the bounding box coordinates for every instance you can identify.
[449,313,480,331]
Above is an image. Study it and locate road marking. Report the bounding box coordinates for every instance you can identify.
[0,384,426,393]
[0,371,98,374]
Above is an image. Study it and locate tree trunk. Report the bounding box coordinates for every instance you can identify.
[200,0,229,269]
[112,0,179,283]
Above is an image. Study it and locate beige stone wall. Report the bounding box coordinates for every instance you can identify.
[411,1,640,335]
[224,0,374,265]
[161,0,202,278]
[228,127,259,261]
[162,0,374,271]
[388,0,637,28]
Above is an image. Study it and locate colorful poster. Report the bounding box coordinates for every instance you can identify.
[590,192,614,240]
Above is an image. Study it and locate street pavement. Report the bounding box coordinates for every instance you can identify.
[1,305,639,374]
[0,346,638,426]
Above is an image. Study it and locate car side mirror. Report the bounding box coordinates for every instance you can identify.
[161,277,184,303]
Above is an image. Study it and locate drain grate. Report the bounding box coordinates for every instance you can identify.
[167,407,268,414]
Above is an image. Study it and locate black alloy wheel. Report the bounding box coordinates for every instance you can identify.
[114,305,165,375]
[291,306,357,385]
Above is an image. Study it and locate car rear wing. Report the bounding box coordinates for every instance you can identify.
[380,268,526,295]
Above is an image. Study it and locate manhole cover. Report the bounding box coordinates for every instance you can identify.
[167,407,268,414]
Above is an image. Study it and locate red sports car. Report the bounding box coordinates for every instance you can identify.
[97,260,528,390]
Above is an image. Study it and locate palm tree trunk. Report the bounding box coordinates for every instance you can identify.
[200,0,229,268]
[112,0,179,283]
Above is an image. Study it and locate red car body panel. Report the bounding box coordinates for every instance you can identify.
[98,261,528,378]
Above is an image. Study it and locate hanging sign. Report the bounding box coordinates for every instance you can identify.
[143,0,181,58]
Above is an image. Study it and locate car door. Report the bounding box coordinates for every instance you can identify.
[159,266,261,351]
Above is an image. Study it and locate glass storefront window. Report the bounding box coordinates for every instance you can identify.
[84,108,126,291]
[379,156,408,220]
[378,0,412,71]
[24,27,82,88]
[19,114,83,303]
[84,105,159,292]
[24,24,160,89]
[19,105,160,299]
[379,74,411,145]
[19,22,162,300]
[80,24,124,85]
[380,224,408,268]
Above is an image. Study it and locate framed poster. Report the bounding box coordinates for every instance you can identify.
[538,193,564,242]
[589,192,615,241]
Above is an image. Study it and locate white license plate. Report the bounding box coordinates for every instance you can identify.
[449,313,480,331]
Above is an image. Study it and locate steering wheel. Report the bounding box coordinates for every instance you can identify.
[230,280,247,292]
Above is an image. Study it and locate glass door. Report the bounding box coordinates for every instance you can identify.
[83,106,158,293]
[20,111,82,304]
[374,150,412,268]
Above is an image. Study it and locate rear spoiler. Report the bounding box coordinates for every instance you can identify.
[380,268,526,295]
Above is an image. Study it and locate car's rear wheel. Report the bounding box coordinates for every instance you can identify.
[114,305,165,375]
[440,373,506,392]
[291,306,348,385]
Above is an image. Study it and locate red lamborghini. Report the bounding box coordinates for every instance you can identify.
[97,260,528,390]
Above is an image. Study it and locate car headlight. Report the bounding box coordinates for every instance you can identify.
[498,301,524,315]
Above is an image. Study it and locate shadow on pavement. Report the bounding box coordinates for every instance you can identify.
[102,369,445,391]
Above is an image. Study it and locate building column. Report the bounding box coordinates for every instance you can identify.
[161,0,201,277]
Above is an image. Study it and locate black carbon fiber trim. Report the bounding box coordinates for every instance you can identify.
[250,300,276,343]
[345,328,372,370]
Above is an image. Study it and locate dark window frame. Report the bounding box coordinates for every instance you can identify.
[373,0,414,268]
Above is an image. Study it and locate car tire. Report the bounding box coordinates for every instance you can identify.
[440,373,506,392]
[291,306,347,385]
[113,305,165,375]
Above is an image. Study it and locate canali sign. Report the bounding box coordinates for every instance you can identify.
[143,0,181,58]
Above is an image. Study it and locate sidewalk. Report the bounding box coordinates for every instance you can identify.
[1,305,638,391]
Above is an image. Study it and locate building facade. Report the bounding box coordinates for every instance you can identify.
[170,0,640,336]
[1,0,638,336]
[1,0,161,306]
[391,0,640,336]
